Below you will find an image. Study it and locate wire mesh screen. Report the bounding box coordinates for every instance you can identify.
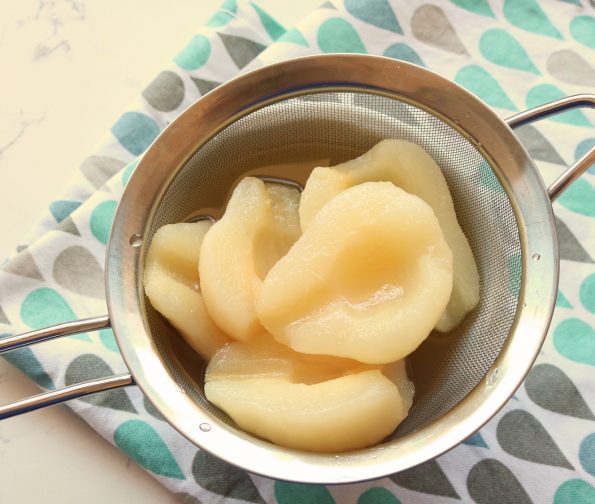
[144,91,522,440]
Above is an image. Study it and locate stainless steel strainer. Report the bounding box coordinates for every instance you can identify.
[1,55,594,484]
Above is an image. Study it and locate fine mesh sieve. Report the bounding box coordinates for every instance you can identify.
[145,91,520,438]
[2,55,594,484]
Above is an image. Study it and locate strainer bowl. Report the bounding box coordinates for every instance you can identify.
[2,54,594,484]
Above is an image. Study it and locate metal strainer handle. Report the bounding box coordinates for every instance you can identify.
[0,316,134,419]
[505,93,595,201]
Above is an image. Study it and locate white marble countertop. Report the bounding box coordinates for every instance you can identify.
[0,1,320,502]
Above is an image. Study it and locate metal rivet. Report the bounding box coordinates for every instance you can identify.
[486,366,501,386]
[199,423,211,432]
[532,253,540,261]
[129,233,143,247]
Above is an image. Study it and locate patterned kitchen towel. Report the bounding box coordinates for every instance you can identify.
[1,0,595,503]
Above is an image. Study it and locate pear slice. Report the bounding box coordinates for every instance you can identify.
[143,222,230,360]
[257,181,453,364]
[299,139,479,332]
[199,177,301,341]
[205,336,413,452]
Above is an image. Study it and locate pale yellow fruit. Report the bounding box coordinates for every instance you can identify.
[257,181,453,364]
[199,177,301,341]
[143,222,229,360]
[299,139,479,332]
[205,336,413,452]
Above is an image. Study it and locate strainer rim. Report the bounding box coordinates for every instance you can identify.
[105,54,558,483]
